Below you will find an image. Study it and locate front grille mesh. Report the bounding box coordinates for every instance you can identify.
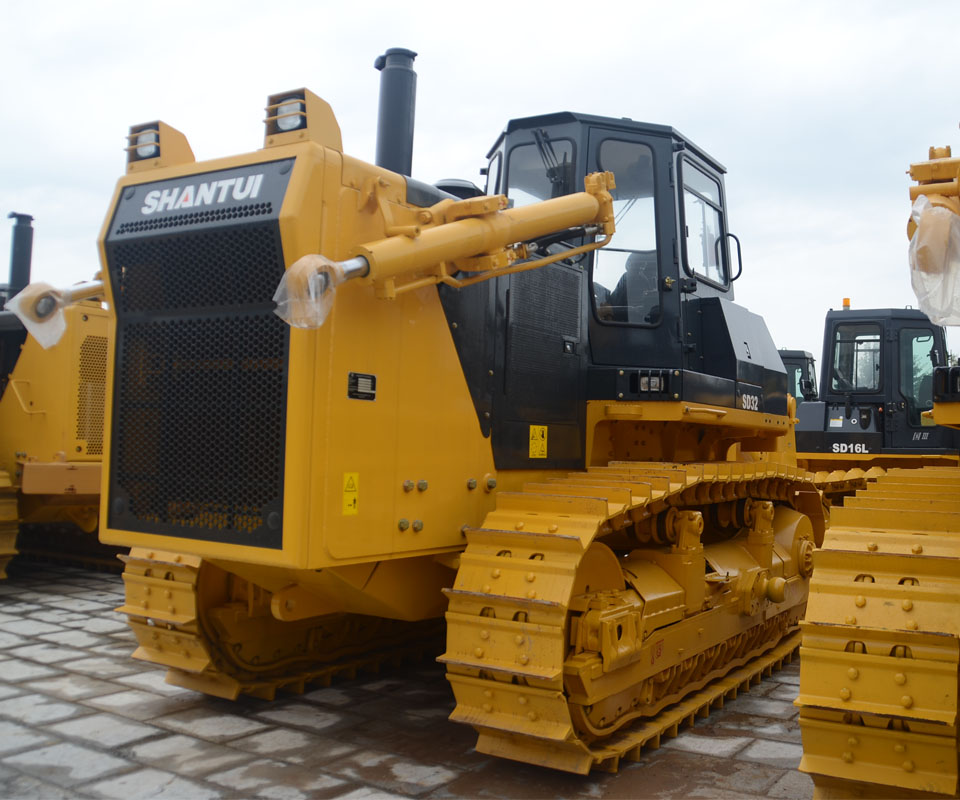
[107,223,287,547]
[76,335,107,455]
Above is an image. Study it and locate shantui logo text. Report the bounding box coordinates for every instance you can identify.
[141,174,264,215]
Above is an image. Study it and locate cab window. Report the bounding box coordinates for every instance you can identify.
[591,139,659,325]
[831,323,880,392]
[680,160,725,285]
[485,152,502,195]
[506,136,575,207]
[900,327,937,426]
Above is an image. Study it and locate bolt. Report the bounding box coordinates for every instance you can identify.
[417,479,428,491]
[901,695,914,708]
[474,647,484,658]
[618,392,624,399]
[488,370,494,377]
[845,615,857,625]
[673,393,679,399]
[855,595,866,608]
[894,673,906,685]
[525,572,536,582]
[412,519,423,532]
[839,688,851,701]
[847,737,859,747]
[518,696,527,705]
[894,743,905,754]
[902,599,913,611]
[527,711,538,721]
[548,523,558,532]
[403,480,415,492]
[847,668,859,680]
[519,655,529,665]
[514,634,524,645]
[674,370,680,376]
[398,518,410,531]
[912,543,924,554]
[484,411,491,419]
[486,477,497,491]
[482,703,492,712]
[482,584,492,593]
[467,479,477,490]
[842,752,854,764]
[515,521,524,530]
[903,760,915,773]
[451,322,458,329]
[527,590,537,599]
[867,542,878,551]
[483,689,492,698]
[907,620,919,630]
[619,369,624,376]
[491,568,501,578]
[480,630,489,640]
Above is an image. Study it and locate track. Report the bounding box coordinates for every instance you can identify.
[117,549,443,700]
[441,460,823,773]
[798,466,960,798]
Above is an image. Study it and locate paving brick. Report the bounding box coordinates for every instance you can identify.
[85,768,222,800]
[662,732,752,757]
[0,657,61,681]
[0,631,27,650]
[719,695,798,720]
[28,609,87,625]
[0,618,63,636]
[256,702,362,734]
[0,603,42,614]
[0,685,21,701]
[40,629,109,648]
[207,758,349,799]
[64,657,141,678]
[228,727,357,767]
[0,719,55,755]
[767,683,800,702]
[738,738,804,769]
[127,734,250,777]
[324,749,461,797]
[301,686,356,707]
[47,711,162,747]
[115,669,195,697]
[706,711,802,744]
[3,742,130,787]
[45,598,110,613]
[26,673,127,701]
[84,688,205,721]
[328,789,409,800]
[7,643,88,664]
[62,617,130,634]
[0,772,82,799]
[90,642,139,658]
[0,612,20,624]
[0,693,87,725]
[152,706,270,742]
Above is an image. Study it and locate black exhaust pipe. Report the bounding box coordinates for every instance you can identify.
[374,48,417,177]
[7,212,33,299]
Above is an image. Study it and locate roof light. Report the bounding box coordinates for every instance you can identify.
[842,297,851,310]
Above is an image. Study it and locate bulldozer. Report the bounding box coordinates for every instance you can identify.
[12,49,824,773]
[0,214,110,577]
[779,348,818,405]
[796,144,960,797]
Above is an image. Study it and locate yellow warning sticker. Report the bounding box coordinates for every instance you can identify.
[342,472,359,515]
[529,425,548,459]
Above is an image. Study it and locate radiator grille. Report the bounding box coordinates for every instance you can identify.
[76,335,108,455]
[106,222,288,548]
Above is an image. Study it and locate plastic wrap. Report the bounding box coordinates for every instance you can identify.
[908,195,960,325]
[4,282,66,349]
[272,254,346,328]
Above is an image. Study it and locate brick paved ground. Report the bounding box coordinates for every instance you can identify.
[0,562,813,799]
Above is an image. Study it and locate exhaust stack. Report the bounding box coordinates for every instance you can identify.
[7,212,33,300]
[374,48,417,177]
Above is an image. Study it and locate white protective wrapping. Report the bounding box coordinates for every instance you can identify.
[908,195,960,325]
[4,282,66,349]
[272,254,345,328]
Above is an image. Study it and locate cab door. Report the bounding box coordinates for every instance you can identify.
[585,128,679,368]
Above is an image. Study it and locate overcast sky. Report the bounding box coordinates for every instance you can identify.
[3,0,959,364]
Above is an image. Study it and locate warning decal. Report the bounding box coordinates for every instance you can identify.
[529,425,548,459]
[342,472,359,515]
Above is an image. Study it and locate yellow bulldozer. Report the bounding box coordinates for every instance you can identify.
[796,142,960,797]
[13,49,825,773]
[0,213,110,577]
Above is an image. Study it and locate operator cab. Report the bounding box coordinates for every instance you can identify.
[779,349,818,403]
[795,307,960,456]
[438,112,788,469]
